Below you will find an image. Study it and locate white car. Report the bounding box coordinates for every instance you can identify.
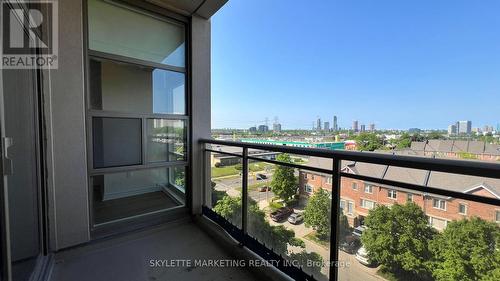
[355,246,372,266]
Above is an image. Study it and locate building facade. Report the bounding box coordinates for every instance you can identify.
[299,157,500,231]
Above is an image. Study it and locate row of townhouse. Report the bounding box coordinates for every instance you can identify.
[404,140,500,161]
[298,156,500,231]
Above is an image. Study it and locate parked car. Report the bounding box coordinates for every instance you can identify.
[270,207,293,222]
[352,225,367,238]
[287,212,304,224]
[339,235,361,254]
[355,246,376,266]
[258,186,271,192]
[256,173,268,180]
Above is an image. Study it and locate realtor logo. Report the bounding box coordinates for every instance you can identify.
[1,0,58,69]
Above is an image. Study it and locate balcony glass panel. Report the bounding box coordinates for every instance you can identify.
[208,152,242,228]
[89,58,185,114]
[92,117,142,168]
[88,0,185,67]
[147,119,186,162]
[247,158,331,280]
[91,166,185,225]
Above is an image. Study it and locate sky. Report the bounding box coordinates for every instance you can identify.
[211,0,500,130]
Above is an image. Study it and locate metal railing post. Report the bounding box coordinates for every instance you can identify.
[329,158,341,281]
[241,147,249,237]
[202,146,211,208]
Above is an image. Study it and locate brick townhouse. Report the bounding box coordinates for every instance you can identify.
[405,140,500,161]
[299,156,500,230]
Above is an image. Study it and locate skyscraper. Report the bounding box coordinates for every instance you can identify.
[316,118,322,131]
[369,123,375,132]
[360,124,366,132]
[458,121,472,134]
[333,116,338,131]
[324,122,330,131]
[352,120,359,132]
[273,123,282,132]
[448,124,457,135]
[258,125,269,132]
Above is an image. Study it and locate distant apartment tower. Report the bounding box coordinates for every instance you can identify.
[249,126,257,132]
[458,120,472,134]
[257,125,269,132]
[360,124,366,132]
[497,123,500,132]
[352,120,359,132]
[273,123,282,132]
[316,118,322,131]
[448,124,457,135]
[369,123,375,132]
[333,116,338,131]
[324,122,330,132]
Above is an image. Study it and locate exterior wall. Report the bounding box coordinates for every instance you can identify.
[298,170,499,229]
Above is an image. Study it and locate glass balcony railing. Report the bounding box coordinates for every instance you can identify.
[201,139,500,281]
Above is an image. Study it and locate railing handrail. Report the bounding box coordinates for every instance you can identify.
[200,138,500,179]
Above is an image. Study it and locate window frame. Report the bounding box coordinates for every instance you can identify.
[458,203,467,215]
[387,189,397,199]
[360,198,376,210]
[352,182,358,190]
[84,0,191,229]
[407,193,413,202]
[432,198,447,211]
[364,184,373,194]
[347,200,354,215]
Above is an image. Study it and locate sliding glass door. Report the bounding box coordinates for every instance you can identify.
[0,67,45,281]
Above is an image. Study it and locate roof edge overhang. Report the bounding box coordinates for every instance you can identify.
[145,0,228,19]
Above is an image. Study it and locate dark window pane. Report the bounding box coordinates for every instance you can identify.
[93,117,142,168]
[89,59,185,114]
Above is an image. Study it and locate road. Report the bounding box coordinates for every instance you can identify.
[213,173,276,201]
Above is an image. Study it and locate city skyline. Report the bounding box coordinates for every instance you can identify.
[211,0,500,130]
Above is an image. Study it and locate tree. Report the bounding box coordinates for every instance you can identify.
[426,131,445,140]
[338,213,351,243]
[355,133,383,151]
[270,154,298,203]
[213,194,304,255]
[394,132,412,149]
[429,217,500,281]
[362,203,436,278]
[304,189,331,240]
[289,251,324,275]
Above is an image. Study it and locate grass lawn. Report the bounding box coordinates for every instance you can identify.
[211,162,274,178]
[304,231,330,249]
[211,166,240,178]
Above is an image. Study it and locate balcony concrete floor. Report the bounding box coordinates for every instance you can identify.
[50,220,259,281]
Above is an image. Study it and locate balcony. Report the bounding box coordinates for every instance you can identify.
[200,139,500,281]
[49,221,259,281]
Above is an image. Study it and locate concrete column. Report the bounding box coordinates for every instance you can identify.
[190,15,211,215]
